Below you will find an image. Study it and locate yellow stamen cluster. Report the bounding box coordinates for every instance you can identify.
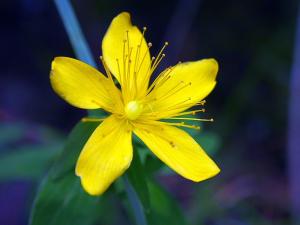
[99,28,213,130]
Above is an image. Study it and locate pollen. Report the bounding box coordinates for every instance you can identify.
[125,101,143,120]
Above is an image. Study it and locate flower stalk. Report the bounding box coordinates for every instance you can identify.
[53,0,96,67]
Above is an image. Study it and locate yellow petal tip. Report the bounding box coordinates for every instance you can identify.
[193,163,221,182]
[113,11,131,25]
[203,58,219,78]
[80,177,107,196]
[75,161,107,196]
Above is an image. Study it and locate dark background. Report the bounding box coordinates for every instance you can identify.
[0,0,298,224]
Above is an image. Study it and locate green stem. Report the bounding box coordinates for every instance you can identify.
[53,0,96,67]
[53,1,147,224]
[123,175,147,225]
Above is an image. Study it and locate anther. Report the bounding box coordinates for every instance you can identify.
[148,42,152,47]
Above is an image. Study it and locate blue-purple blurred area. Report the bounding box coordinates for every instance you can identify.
[0,0,298,224]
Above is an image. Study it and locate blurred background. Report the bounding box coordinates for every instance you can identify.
[0,0,299,224]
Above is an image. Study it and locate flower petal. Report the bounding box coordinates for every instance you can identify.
[144,59,218,118]
[134,121,220,182]
[51,57,122,112]
[102,12,151,98]
[76,115,132,196]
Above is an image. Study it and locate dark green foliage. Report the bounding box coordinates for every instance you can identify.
[29,173,104,225]
[147,179,187,225]
[49,122,99,179]
[0,145,61,180]
[127,149,151,213]
[29,122,103,225]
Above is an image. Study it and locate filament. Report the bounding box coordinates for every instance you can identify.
[81,117,106,122]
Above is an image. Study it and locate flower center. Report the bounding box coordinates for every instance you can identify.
[125,101,143,120]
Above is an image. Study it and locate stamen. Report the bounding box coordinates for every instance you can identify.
[156,81,191,102]
[134,26,147,75]
[142,97,209,120]
[146,60,183,95]
[142,98,192,119]
[120,36,132,101]
[126,47,133,90]
[160,99,206,114]
[123,47,128,85]
[175,109,206,116]
[147,73,171,95]
[159,121,200,130]
[136,42,152,75]
[195,100,206,106]
[150,53,166,75]
[81,117,105,122]
[151,42,168,73]
[148,68,173,92]
[100,56,113,82]
[133,45,140,91]
[142,42,169,84]
[137,48,155,92]
[116,58,122,82]
[134,44,141,75]
[167,117,214,122]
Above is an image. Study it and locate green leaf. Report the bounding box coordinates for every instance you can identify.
[0,144,61,180]
[29,172,108,225]
[144,155,164,174]
[50,121,99,179]
[147,179,187,225]
[127,148,150,213]
[30,121,115,225]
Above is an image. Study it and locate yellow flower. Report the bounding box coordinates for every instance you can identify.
[50,12,220,196]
